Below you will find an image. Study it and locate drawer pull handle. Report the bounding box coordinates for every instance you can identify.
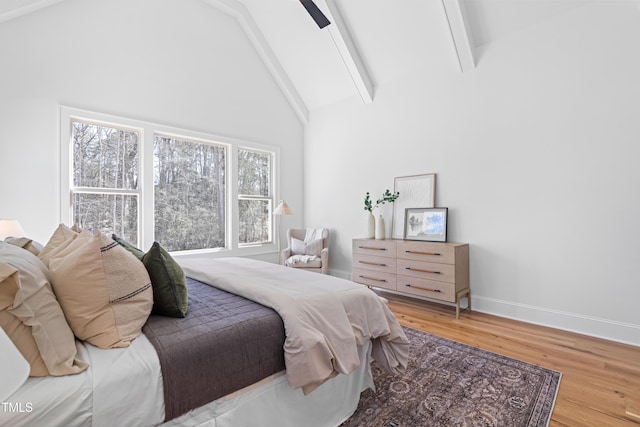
[405,267,441,274]
[405,284,441,293]
[359,246,387,251]
[359,275,387,283]
[405,250,441,256]
[359,260,387,267]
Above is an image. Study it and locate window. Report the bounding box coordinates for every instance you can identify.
[238,148,273,245]
[61,107,279,255]
[71,120,140,246]
[154,135,226,252]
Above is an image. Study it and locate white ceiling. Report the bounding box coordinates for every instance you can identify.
[1,0,598,115]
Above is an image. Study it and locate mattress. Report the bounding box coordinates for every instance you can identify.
[1,277,374,427]
[1,334,373,427]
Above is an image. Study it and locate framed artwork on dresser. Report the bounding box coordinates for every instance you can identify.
[404,207,448,242]
[391,173,436,239]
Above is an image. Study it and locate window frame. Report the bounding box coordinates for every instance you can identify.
[237,146,275,247]
[60,106,280,256]
[66,118,143,246]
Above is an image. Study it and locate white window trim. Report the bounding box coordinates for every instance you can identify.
[238,145,276,247]
[59,106,280,257]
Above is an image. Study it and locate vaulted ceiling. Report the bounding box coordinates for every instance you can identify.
[1,0,596,122]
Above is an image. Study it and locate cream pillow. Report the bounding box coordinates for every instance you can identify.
[0,242,88,377]
[48,232,153,348]
[37,224,79,267]
[5,237,43,256]
[291,237,323,256]
[0,310,49,377]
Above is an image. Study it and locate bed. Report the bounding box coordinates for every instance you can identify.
[0,234,409,427]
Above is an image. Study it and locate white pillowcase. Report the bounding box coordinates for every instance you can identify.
[291,238,323,257]
[0,241,88,377]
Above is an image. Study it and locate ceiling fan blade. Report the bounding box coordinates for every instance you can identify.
[300,0,331,29]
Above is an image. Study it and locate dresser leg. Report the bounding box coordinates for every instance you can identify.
[456,289,471,319]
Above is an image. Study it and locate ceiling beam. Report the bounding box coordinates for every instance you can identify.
[441,0,475,72]
[322,0,374,104]
[202,0,309,124]
[0,0,67,23]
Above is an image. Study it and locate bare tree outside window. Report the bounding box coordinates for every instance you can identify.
[238,149,272,245]
[71,121,139,245]
[154,135,226,251]
[68,111,277,253]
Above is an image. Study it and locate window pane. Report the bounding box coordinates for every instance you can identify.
[238,149,271,197]
[239,199,271,244]
[154,136,226,251]
[72,193,138,245]
[72,122,138,189]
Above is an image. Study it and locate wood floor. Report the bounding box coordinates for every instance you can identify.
[381,291,640,427]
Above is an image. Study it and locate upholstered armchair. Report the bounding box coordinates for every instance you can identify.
[280,228,329,274]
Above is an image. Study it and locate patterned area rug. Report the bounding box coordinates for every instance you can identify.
[342,326,561,427]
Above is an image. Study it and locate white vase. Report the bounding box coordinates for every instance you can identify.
[365,212,375,238]
[375,214,385,240]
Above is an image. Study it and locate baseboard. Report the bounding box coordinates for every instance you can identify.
[473,296,640,347]
[331,269,640,347]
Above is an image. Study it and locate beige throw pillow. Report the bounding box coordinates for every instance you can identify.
[0,242,88,377]
[48,232,153,348]
[37,224,79,267]
[0,310,50,377]
[5,237,42,256]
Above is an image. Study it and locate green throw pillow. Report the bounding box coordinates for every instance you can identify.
[111,234,145,260]
[142,242,188,318]
[112,235,188,318]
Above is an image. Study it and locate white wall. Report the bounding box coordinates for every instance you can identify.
[304,2,640,345]
[0,0,305,251]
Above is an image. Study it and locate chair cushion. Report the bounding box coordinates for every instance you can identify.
[284,256,322,268]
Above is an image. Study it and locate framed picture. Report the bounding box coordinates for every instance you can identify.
[404,207,448,242]
[391,173,436,239]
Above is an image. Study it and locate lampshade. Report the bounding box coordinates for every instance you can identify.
[0,327,30,402]
[0,219,26,240]
[273,200,293,215]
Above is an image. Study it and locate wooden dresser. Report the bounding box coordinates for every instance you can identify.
[352,238,470,318]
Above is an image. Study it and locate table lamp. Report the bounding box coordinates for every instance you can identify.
[0,220,26,240]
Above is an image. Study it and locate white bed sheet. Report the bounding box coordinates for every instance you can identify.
[0,334,164,427]
[1,336,373,427]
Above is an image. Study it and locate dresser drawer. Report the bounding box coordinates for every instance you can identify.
[352,238,470,318]
[352,267,397,291]
[397,241,456,264]
[397,259,456,283]
[397,275,455,302]
[353,239,396,258]
[352,253,396,273]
